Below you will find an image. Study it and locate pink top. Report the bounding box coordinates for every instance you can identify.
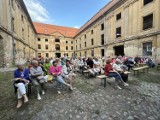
[50,65,62,75]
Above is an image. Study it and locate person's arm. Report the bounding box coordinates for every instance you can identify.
[14,70,21,81]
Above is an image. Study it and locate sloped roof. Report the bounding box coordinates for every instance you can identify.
[33,22,78,38]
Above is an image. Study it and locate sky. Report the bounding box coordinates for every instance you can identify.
[24,0,110,28]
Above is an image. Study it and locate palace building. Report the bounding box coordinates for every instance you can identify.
[0,0,37,67]
[33,22,78,58]
[74,0,160,60]
[0,0,160,67]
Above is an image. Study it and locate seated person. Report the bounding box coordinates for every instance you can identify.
[30,60,46,100]
[50,61,73,91]
[14,62,30,108]
[87,57,96,76]
[93,58,101,74]
[112,60,129,82]
[77,57,84,73]
[62,60,76,87]
[43,58,52,75]
[104,59,129,89]
[157,57,160,65]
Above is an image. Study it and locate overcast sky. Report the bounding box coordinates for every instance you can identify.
[24,0,110,28]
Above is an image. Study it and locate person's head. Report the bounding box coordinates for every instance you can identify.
[116,60,121,64]
[106,59,111,64]
[31,60,39,67]
[45,58,49,63]
[17,63,24,71]
[52,61,57,67]
[66,60,70,66]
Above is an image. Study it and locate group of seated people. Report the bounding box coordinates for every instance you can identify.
[13,55,159,108]
[14,58,76,108]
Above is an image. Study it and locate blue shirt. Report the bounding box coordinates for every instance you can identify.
[14,68,30,81]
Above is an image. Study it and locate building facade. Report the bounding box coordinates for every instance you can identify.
[0,0,37,67]
[34,22,77,58]
[74,0,160,60]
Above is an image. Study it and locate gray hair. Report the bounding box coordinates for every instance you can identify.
[31,60,38,64]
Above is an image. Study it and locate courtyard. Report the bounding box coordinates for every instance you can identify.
[0,68,160,120]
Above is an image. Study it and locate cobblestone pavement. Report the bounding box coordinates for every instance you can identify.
[0,70,160,120]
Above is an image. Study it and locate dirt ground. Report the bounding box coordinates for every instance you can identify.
[0,68,160,120]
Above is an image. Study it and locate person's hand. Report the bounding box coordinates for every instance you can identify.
[22,79,29,83]
[15,78,21,80]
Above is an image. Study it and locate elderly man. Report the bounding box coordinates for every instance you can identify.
[30,60,46,100]
[14,62,30,108]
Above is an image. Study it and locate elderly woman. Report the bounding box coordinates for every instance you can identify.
[50,61,73,91]
[62,60,76,87]
[30,60,46,100]
[104,59,129,89]
[14,63,30,108]
[112,60,129,82]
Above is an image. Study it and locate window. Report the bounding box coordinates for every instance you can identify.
[101,23,104,30]
[11,17,15,32]
[66,41,68,43]
[76,40,77,43]
[144,0,153,6]
[91,50,94,57]
[45,39,48,42]
[84,34,86,39]
[143,14,153,30]
[45,45,48,50]
[76,45,77,50]
[116,13,121,21]
[85,51,87,57]
[55,44,60,50]
[116,27,121,38]
[101,34,104,45]
[71,41,73,44]
[91,30,94,34]
[55,38,60,42]
[80,52,81,57]
[85,42,86,47]
[46,53,49,57]
[38,53,41,58]
[38,44,41,49]
[21,15,24,22]
[71,46,73,50]
[143,42,152,56]
[22,28,24,38]
[91,39,94,45]
[38,38,41,41]
[66,46,68,50]
[80,44,81,49]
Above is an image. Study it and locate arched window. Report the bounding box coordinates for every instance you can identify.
[55,44,60,50]
[55,38,60,42]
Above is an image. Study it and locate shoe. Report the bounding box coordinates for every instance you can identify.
[16,99,22,108]
[124,83,129,87]
[69,86,73,91]
[23,94,28,103]
[42,90,45,95]
[117,86,122,90]
[57,91,61,94]
[37,93,41,100]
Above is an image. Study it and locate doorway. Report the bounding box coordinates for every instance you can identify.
[55,53,61,58]
[101,49,105,57]
[113,45,124,56]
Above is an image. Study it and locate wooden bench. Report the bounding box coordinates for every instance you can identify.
[132,66,149,76]
[83,70,89,78]
[157,65,160,70]
[97,75,115,87]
